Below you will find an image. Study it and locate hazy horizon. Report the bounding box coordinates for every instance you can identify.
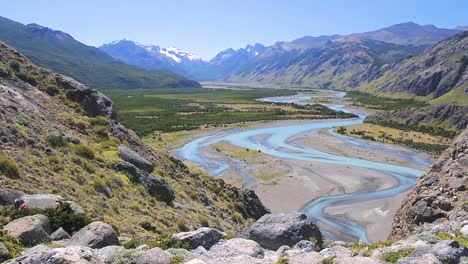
[2,0,468,59]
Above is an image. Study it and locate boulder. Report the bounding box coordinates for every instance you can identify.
[320,248,337,259]
[3,246,101,264]
[118,145,153,172]
[50,227,71,241]
[0,242,9,260]
[430,240,468,264]
[14,193,84,213]
[398,253,442,264]
[288,251,324,264]
[294,240,315,253]
[115,161,175,203]
[185,259,207,264]
[208,238,265,259]
[171,227,225,250]
[66,221,120,249]
[96,245,127,261]
[461,225,468,237]
[4,214,51,246]
[0,188,22,205]
[334,257,385,264]
[238,213,323,250]
[136,247,172,264]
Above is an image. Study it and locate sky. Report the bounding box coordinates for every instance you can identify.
[1,0,468,59]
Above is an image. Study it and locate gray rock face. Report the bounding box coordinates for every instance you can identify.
[4,214,51,246]
[66,221,120,249]
[398,253,442,264]
[3,245,101,264]
[294,240,315,253]
[0,242,9,260]
[136,247,172,264]
[430,240,468,264]
[115,161,175,203]
[239,213,323,250]
[171,227,226,250]
[118,145,154,172]
[13,193,84,213]
[50,227,71,241]
[0,188,22,205]
[461,225,468,237]
[209,238,265,259]
[96,245,127,262]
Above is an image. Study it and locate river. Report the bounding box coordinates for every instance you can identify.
[176,90,431,243]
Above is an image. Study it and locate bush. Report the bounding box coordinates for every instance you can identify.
[9,203,91,235]
[93,125,109,139]
[17,72,37,86]
[9,61,20,72]
[176,220,189,232]
[123,234,172,250]
[46,135,68,148]
[381,248,415,263]
[0,155,20,178]
[45,84,60,96]
[0,230,22,262]
[89,116,108,126]
[0,63,14,77]
[74,144,95,159]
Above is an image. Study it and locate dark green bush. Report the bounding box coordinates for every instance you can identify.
[0,155,20,178]
[46,135,68,148]
[93,125,109,139]
[45,84,60,96]
[17,72,37,86]
[9,61,20,72]
[74,144,95,159]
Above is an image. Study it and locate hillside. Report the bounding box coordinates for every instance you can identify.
[0,40,267,244]
[361,31,468,101]
[0,16,200,89]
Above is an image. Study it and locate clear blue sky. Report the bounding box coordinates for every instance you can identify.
[1,0,467,59]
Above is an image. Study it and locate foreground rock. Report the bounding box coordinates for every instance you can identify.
[4,245,101,264]
[0,189,22,206]
[0,191,84,213]
[171,227,226,250]
[237,213,323,250]
[4,214,51,246]
[66,221,120,249]
[50,227,71,241]
[118,145,154,173]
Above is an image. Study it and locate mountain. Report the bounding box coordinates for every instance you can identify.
[361,31,468,101]
[0,16,200,89]
[227,38,428,89]
[0,41,267,244]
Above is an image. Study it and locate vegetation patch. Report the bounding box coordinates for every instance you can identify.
[346,91,427,111]
[0,230,22,262]
[0,153,20,178]
[380,248,415,263]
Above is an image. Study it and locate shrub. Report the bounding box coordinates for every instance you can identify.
[93,125,109,139]
[0,230,22,262]
[74,144,95,159]
[46,135,68,148]
[89,116,108,126]
[82,160,96,173]
[198,215,209,227]
[0,155,20,178]
[9,61,20,72]
[176,220,189,232]
[276,256,289,264]
[45,84,60,96]
[381,248,415,263]
[17,72,37,86]
[123,235,173,250]
[320,257,335,264]
[0,63,13,77]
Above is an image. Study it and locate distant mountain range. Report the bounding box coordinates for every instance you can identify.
[100,22,467,100]
[0,16,200,89]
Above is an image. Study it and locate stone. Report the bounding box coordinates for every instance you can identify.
[96,245,127,262]
[407,231,441,244]
[50,227,71,241]
[165,248,195,263]
[118,145,153,172]
[276,245,291,257]
[334,257,385,263]
[288,251,324,264]
[0,242,9,259]
[4,214,51,246]
[398,253,442,264]
[294,240,315,253]
[0,188,22,205]
[171,227,226,250]
[209,238,265,259]
[115,161,175,203]
[320,248,337,259]
[461,225,468,237]
[66,221,120,249]
[14,193,84,213]
[240,213,323,250]
[430,240,468,264]
[136,247,172,264]
[3,246,101,264]
[185,259,207,264]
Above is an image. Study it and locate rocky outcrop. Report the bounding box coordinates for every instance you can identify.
[4,214,51,246]
[50,227,71,241]
[171,228,226,250]
[236,213,323,250]
[0,189,22,206]
[118,145,154,173]
[66,221,120,249]
[3,245,101,264]
[390,126,468,240]
[15,194,84,213]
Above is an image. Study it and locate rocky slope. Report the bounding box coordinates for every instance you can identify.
[361,31,468,101]
[390,126,468,241]
[0,40,269,254]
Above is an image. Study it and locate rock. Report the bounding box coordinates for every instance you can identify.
[118,145,153,172]
[461,225,468,237]
[0,242,9,259]
[276,245,291,257]
[240,213,323,250]
[104,249,142,264]
[320,248,337,259]
[136,247,172,264]
[0,188,22,205]
[294,240,315,253]
[398,253,442,264]
[165,248,195,263]
[66,221,120,249]
[96,245,127,262]
[288,251,324,264]
[4,246,101,264]
[430,240,468,264]
[115,162,175,203]
[171,227,225,250]
[334,257,385,264]
[209,238,265,259]
[241,189,271,220]
[185,259,207,264]
[4,214,51,246]
[407,231,441,244]
[50,227,71,241]
[14,193,84,213]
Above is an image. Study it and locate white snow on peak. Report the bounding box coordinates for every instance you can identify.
[159,48,182,63]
